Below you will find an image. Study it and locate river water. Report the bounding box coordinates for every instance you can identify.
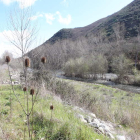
[55,71,140,94]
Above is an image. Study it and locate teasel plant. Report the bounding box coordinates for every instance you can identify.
[23,58,40,140]
[6,56,40,140]
[6,55,27,115]
[6,56,29,139]
[41,57,47,64]
[23,86,27,140]
[50,104,54,121]
[9,89,12,118]
[24,58,31,139]
[40,56,47,93]
[30,88,35,140]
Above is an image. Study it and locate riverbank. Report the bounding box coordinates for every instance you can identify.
[53,78,140,139]
[56,71,140,94]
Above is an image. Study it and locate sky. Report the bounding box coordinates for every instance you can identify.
[0,0,134,57]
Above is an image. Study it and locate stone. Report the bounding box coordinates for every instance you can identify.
[89,122,99,128]
[85,116,92,123]
[76,114,87,123]
[98,127,105,134]
[116,135,126,140]
[99,123,105,128]
[103,125,111,133]
[81,119,87,123]
[93,119,100,124]
[106,132,115,139]
[89,113,96,119]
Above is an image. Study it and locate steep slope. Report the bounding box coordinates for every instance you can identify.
[45,0,140,45]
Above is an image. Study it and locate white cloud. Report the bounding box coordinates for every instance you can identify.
[63,0,66,2]
[1,0,37,8]
[56,11,71,25]
[0,29,37,57]
[0,0,14,5]
[30,11,72,25]
[0,31,21,57]
[30,14,43,21]
[62,0,69,6]
[45,13,55,25]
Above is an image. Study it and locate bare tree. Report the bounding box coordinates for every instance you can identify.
[113,22,126,47]
[4,6,38,69]
[3,6,40,140]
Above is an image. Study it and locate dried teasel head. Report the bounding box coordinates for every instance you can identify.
[5,56,10,63]
[50,105,54,110]
[23,87,27,92]
[25,58,30,67]
[41,57,46,64]
[30,89,35,95]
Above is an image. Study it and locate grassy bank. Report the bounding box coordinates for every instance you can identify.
[0,85,108,140]
[51,78,140,138]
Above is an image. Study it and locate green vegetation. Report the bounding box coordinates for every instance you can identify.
[52,78,140,137]
[63,54,108,79]
[111,54,133,83]
[0,85,108,140]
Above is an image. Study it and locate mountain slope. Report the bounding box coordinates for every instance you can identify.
[45,0,140,45]
[28,0,140,69]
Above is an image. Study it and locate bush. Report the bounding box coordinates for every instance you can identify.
[111,54,132,83]
[63,54,108,79]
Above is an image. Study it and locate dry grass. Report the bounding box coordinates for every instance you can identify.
[48,78,140,138]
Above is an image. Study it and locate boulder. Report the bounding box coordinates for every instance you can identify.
[89,113,96,119]
[98,127,105,134]
[93,119,100,124]
[89,122,99,128]
[106,132,115,139]
[101,124,111,133]
[81,119,87,123]
[84,116,92,123]
[116,135,126,140]
[76,114,87,123]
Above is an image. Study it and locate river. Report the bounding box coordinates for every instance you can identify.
[55,71,140,94]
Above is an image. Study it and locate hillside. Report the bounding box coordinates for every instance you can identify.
[28,0,140,69]
[46,0,140,44]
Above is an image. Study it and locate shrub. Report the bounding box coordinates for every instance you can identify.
[63,54,108,79]
[111,54,132,83]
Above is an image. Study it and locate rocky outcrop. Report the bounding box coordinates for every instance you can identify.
[74,106,126,140]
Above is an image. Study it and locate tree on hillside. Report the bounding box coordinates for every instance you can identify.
[133,29,140,68]
[113,22,126,47]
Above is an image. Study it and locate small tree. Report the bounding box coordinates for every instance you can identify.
[4,6,38,70]
[111,54,132,82]
[88,54,108,79]
[4,6,41,140]
[63,54,108,79]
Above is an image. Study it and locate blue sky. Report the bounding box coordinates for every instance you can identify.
[0,0,134,57]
